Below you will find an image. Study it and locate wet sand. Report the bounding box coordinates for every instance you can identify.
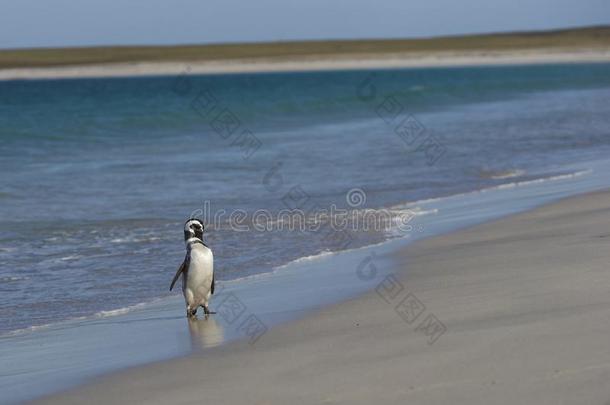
[34,190,610,404]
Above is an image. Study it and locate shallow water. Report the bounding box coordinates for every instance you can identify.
[1,63,610,335]
[2,152,610,405]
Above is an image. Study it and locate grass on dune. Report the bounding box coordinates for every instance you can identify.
[0,25,609,69]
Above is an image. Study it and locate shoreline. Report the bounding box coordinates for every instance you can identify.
[3,156,610,404]
[33,189,610,404]
[1,48,610,80]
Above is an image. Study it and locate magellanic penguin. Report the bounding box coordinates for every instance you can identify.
[170,219,215,317]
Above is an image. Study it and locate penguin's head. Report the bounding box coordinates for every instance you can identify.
[184,218,205,241]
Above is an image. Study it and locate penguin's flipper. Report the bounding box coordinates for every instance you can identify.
[211,273,215,295]
[169,258,188,291]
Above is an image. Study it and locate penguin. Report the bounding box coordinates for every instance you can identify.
[170,218,215,317]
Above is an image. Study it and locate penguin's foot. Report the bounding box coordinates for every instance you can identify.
[186,307,197,318]
[202,305,210,315]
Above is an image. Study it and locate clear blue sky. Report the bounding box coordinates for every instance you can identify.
[1,0,609,49]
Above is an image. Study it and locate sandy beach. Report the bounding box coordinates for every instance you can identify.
[3,13,610,405]
[1,48,610,80]
[33,189,610,404]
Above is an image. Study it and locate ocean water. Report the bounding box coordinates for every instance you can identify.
[1,63,610,335]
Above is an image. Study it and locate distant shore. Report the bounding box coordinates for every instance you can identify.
[1,48,610,80]
[1,25,610,80]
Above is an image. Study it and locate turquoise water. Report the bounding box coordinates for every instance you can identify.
[1,63,610,335]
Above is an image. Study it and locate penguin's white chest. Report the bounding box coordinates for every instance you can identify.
[184,246,214,303]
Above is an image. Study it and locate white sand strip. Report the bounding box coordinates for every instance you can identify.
[3,48,610,80]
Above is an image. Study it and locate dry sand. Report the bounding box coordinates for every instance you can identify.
[34,190,610,404]
[3,48,610,80]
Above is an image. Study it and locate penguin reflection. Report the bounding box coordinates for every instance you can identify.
[188,316,224,350]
